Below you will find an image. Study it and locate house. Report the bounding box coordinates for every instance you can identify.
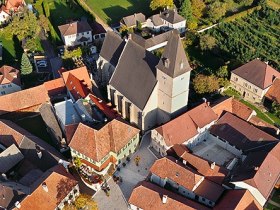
[0,8,10,25]
[0,84,49,118]
[264,78,280,106]
[107,30,192,131]
[230,59,280,103]
[149,157,225,207]
[97,31,126,86]
[43,78,67,99]
[214,189,262,210]
[146,9,186,33]
[0,65,21,96]
[129,181,210,210]
[69,119,140,174]
[18,165,79,210]
[120,13,146,28]
[171,144,228,185]
[91,21,106,42]
[0,0,25,25]
[58,20,92,47]
[230,142,280,206]
[151,102,217,156]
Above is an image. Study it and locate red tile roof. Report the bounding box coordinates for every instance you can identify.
[129,181,210,210]
[214,189,262,210]
[5,0,24,11]
[249,115,279,137]
[69,119,140,162]
[187,103,218,128]
[150,157,203,191]
[194,179,224,202]
[212,97,253,120]
[174,145,227,184]
[210,112,277,151]
[0,65,20,86]
[265,78,280,104]
[232,59,280,89]
[44,78,66,97]
[64,123,79,144]
[19,165,78,210]
[0,85,49,115]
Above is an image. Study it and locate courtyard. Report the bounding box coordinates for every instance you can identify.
[191,138,237,167]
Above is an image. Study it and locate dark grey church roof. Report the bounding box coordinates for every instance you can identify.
[99,31,126,67]
[160,9,185,24]
[157,31,191,78]
[110,40,159,110]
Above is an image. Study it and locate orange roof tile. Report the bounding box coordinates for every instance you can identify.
[194,179,224,202]
[129,181,210,210]
[19,165,78,210]
[0,65,20,86]
[44,78,66,97]
[214,189,262,210]
[0,85,49,115]
[62,67,92,89]
[150,157,203,191]
[69,119,140,162]
[65,73,90,100]
[212,97,253,120]
[5,0,24,11]
[265,78,280,104]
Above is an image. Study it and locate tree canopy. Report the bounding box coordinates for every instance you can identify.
[191,0,206,18]
[207,1,227,22]
[193,74,219,94]
[199,34,216,51]
[21,53,33,75]
[150,0,174,11]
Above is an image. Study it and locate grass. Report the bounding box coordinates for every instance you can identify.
[15,114,53,146]
[265,112,280,126]
[265,202,279,210]
[81,0,151,24]
[222,87,241,98]
[271,189,280,203]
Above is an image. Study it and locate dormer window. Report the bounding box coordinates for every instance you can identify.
[163,58,169,68]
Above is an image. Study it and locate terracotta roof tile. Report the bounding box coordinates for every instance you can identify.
[19,165,78,210]
[194,179,224,202]
[214,189,262,210]
[0,65,20,86]
[5,0,24,11]
[210,112,277,151]
[58,21,92,36]
[150,157,203,191]
[64,123,79,144]
[69,119,139,162]
[0,84,49,115]
[265,78,280,104]
[129,181,210,210]
[249,115,279,137]
[212,97,253,120]
[232,59,280,89]
[44,78,66,97]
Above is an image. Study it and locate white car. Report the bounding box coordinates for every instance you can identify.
[37,63,47,68]
[37,60,47,65]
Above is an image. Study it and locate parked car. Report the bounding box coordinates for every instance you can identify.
[37,60,47,65]
[37,63,47,68]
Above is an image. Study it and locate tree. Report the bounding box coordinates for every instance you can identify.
[272,102,280,118]
[39,14,50,33]
[150,0,174,11]
[193,74,219,94]
[207,2,227,22]
[180,0,193,23]
[73,157,82,168]
[74,194,98,210]
[191,0,206,18]
[21,53,33,75]
[216,65,229,78]
[199,34,216,51]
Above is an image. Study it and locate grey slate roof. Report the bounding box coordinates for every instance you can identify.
[157,30,191,78]
[99,31,126,67]
[160,9,185,24]
[110,40,159,110]
[149,14,164,26]
[0,184,26,210]
[121,13,146,27]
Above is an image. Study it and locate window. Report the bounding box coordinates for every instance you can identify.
[1,91,5,95]
[244,82,248,87]
[254,88,258,93]
[202,198,205,201]
[180,77,184,80]
[8,84,12,87]
[87,32,89,34]
[234,77,238,81]
[2,85,6,89]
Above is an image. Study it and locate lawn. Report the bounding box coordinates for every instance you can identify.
[15,114,53,146]
[81,0,151,24]
[265,202,280,210]
[271,189,280,204]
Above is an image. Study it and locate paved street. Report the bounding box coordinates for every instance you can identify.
[93,132,157,209]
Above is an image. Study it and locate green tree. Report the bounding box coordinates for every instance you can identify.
[39,14,50,33]
[73,157,82,168]
[74,194,98,210]
[191,0,206,18]
[193,74,219,94]
[199,34,216,51]
[207,1,227,22]
[180,0,193,23]
[21,53,33,75]
[216,65,228,78]
[272,102,280,118]
[150,0,174,11]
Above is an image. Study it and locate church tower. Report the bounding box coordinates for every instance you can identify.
[156,30,192,124]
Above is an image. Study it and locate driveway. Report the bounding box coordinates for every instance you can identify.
[93,132,157,209]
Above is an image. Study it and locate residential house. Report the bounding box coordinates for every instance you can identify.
[0,8,10,25]
[149,157,225,207]
[0,0,25,25]
[43,78,67,99]
[18,165,79,210]
[214,189,262,210]
[58,20,92,47]
[108,30,192,131]
[0,65,21,96]
[264,78,280,106]
[146,9,186,33]
[91,21,106,42]
[230,59,280,103]
[120,13,146,28]
[97,31,126,86]
[151,102,217,156]
[129,181,210,210]
[69,119,140,174]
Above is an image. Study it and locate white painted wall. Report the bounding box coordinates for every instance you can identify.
[63,31,92,46]
[0,83,21,96]
[0,11,10,24]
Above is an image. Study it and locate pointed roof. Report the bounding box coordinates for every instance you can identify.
[0,65,20,86]
[157,30,191,78]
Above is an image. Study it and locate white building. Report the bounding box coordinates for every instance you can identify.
[0,65,21,96]
[58,21,92,47]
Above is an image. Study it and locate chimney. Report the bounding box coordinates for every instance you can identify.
[36,144,42,159]
[42,182,48,192]
[2,173,8,180]
[81,114,86,122]
[276,129,280,135]
[15,201,21,209]
[210,162,216,170]
[207,102,210,106]
[254,166,259,171]
[163,58,170,68]
[162,195,168,204]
